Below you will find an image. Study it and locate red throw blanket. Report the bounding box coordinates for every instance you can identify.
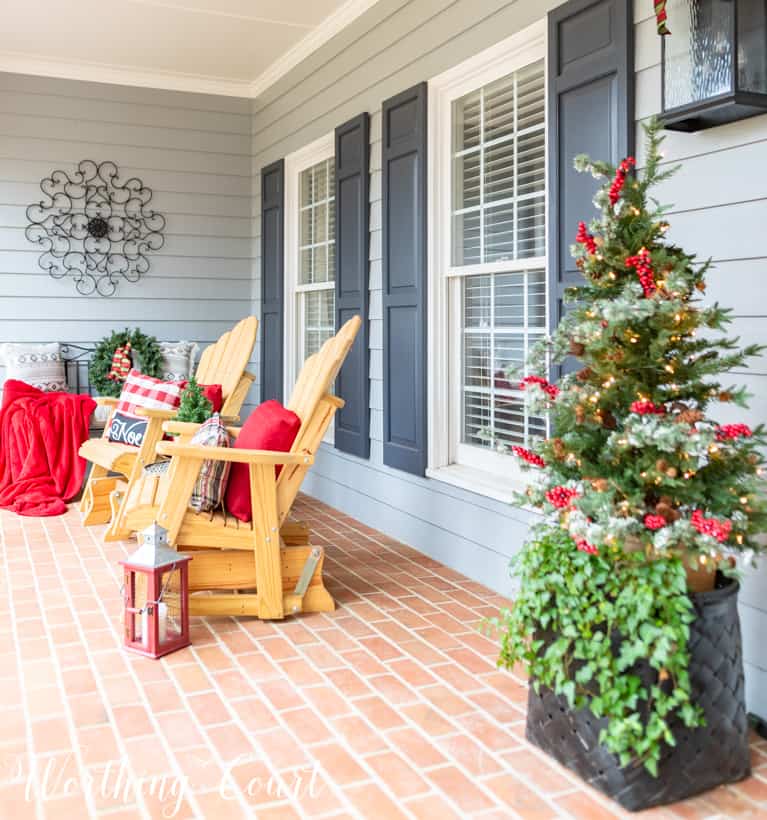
[0,380,95,516]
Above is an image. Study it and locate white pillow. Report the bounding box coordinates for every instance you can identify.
[1,342,67,392]
[159,341,198,382]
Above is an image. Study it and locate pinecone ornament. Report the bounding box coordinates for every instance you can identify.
[569,340,585,357]
[655,496,680,522]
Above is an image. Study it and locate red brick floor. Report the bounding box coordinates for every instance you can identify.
[1,494,766,819]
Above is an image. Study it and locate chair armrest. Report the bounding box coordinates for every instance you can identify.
[155,441,313,466]
[163,420,242,437]
[134,407,177,420]
[95,397,119,407]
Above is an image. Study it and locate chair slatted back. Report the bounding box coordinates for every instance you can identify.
[196,316,258,401]
[286,316,360,445]
[275,316,361,522]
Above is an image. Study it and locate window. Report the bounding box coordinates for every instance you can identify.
[284,135,336,400]
[298,158,335,360]
[428,22,547,495]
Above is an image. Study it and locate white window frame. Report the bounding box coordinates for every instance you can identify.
[426,20,548,502]
[283,132,336,402]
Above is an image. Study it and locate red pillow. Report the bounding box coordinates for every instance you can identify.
[224,400,301,522]
[199,383,223,413]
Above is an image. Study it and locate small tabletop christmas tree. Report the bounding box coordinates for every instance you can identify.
[513,119,766,585]
[495,120,767,774]
[176,377,213,426]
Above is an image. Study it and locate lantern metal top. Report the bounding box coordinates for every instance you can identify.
[121,522,191,569]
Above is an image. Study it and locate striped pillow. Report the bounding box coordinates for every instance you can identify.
[107,369,186,447]
[189,415,231,513]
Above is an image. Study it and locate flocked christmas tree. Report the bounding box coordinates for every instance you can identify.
[493,120,767,773]
[511,119,767,580]
[176,377,213,426]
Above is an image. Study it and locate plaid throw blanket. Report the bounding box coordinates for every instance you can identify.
[190,415,231,513]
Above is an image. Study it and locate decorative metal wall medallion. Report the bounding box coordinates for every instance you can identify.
[25,160,165,296]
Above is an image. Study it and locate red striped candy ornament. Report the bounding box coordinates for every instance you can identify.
[655,0,670,35]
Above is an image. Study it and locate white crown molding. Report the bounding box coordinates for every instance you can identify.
[0,0,380,100]
[248,0,380,99]
[0,51,252,98]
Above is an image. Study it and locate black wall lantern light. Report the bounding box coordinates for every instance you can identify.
[661,0,767,131]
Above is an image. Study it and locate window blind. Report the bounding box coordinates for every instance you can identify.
[298,158,336,360]
[452,61,545,267]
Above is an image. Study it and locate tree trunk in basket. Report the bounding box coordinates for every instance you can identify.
[685,562,717,593]
[525,577,749,811]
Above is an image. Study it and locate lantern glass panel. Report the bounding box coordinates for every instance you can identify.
[158,566,183,648]
[124,570,148,646]
[738,0,767,93]
[664,0,734,110]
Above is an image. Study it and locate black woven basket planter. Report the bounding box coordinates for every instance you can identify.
[526,577,750,812]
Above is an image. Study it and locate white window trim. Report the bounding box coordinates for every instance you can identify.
[283,132,335,402]
[426,19,548,499]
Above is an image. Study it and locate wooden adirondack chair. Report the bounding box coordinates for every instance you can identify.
[121,315,361,619]
[79,316,258,541]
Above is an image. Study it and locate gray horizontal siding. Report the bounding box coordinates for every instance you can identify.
[252,0,767,714]
[0,71,258,415]
[250,0,565,596]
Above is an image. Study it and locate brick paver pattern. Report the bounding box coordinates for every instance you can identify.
[1,495,765,819]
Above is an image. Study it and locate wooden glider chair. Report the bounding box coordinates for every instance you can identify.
[120,315,361,619]
[79,316,259,541]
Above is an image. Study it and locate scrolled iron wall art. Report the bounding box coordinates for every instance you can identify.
[25,160,165,297]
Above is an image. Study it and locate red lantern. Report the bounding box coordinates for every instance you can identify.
[120,522,192,658]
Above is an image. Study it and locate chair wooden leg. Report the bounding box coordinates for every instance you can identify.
[250,464,284,620]
[81,468,118,526]
[80,464,106,513]
[104,487,131,541]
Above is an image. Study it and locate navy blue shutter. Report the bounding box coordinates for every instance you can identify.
[548,0,634,369]
[260,159,285,402]
[381,83,427,476]
[334,113,371,458]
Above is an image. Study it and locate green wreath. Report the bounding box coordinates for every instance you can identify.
[90,328,164,397]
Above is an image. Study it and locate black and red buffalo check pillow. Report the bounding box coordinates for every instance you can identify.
[107,369,186,447]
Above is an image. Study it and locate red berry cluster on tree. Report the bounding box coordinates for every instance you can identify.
[511,446,545,467]
[545,486,579,509]
[644,514,668,531]
[609,157,636,206]
[576,221,598,255]
[691,509,732,543]
[576,538,599,555]
[520,375,559,399]
[630,399,666,415]
[625,248,657,297]
[715,423,753,441]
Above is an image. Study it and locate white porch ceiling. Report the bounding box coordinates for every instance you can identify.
[0,0,380,97]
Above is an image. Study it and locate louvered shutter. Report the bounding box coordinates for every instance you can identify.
[261,159,285,402]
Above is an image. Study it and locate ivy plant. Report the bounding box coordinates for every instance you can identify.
[491,525,704,775]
